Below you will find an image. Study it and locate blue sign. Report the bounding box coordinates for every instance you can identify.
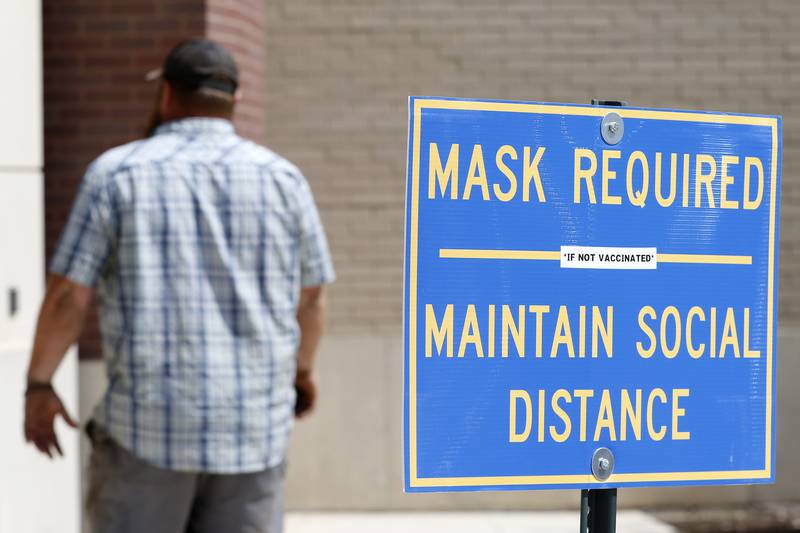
[403,97,782,492]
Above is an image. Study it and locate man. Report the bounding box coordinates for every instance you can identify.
[23,39,334,533]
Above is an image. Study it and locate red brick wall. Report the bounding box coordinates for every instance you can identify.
[43,0,266,359]
[207,0,267,142]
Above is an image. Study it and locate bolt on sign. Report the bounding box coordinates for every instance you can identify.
[402,97,782,492]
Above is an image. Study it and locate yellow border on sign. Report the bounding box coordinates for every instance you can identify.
[407,98,778,488]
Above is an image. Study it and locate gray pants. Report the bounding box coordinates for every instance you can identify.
[86,423,286,533]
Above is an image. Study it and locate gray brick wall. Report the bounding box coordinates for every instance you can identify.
[264,0,800,333]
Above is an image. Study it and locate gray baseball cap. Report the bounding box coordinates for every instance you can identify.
[146,38,239,94]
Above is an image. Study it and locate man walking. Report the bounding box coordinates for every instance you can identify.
[23,39,334,532]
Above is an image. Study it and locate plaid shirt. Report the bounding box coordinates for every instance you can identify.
[50,118,335,473]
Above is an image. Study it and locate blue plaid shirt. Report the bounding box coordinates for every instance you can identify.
[51,118,335,473]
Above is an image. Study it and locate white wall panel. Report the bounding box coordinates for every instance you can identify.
[0,348,80,533]
[0,3,79,532]
[0,0,42,169]
[0,171,44,351]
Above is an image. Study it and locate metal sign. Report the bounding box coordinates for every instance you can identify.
[403,96,781,492]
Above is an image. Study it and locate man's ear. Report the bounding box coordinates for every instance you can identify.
[234,89,243,104]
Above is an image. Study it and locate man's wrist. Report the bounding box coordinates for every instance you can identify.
[296,366,313,377]
[25,379,54,396]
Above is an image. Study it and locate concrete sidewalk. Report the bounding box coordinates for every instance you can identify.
[285,512,677,533]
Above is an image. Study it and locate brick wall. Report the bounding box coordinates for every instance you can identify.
[262,0,800,333]
[45,0,800,353]
[207,0,267,142]
[43,0,266,359]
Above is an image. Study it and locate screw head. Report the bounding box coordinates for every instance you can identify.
[601,112,624,145]
[591,447,615,481]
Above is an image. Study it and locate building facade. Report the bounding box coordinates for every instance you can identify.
[34,0,800,520]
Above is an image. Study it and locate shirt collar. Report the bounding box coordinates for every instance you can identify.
[154,117,235,136]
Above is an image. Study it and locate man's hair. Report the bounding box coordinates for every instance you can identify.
[169,81,235,118]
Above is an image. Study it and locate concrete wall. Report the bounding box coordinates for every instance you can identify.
[258,0,800,510]
[79,326,800,510]
[279,329,800,510]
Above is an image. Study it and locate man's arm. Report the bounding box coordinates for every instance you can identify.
[294,285,326,418]
[24,274,93,456]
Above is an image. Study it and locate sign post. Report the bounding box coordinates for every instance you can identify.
[578,99,627,533]
[581,488,616,533]
[403,96,781,517]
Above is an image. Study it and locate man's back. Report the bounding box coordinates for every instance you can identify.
[51,117,335,472]
[25,39,328,533]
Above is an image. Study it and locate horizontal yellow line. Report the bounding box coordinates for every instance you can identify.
[440,249,560,260]
[410,469,770,488]
[658,253,752,265]
[439,249,752,265]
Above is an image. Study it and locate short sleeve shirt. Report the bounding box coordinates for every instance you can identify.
[50,118,335,473]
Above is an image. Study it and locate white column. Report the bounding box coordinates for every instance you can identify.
[0,2,80,532]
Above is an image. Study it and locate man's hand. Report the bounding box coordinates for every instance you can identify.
[23,275,91,457]
[294,285,325,419]
[24,384,78,458]
[294,370,317,419]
